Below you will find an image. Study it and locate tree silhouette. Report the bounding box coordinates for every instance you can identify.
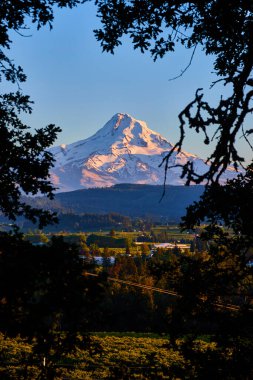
[94,0,253,183]
[93,4,253,376]
[0,0,85,226]
[158,165,253,378]
[0,3,102,379]
[0,232,105,378]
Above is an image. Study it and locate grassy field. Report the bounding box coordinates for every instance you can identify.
[26,226,195,246]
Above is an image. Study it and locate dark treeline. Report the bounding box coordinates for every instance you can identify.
[85,249,253,336]
[0,212,149,232]
[23,184,204,221]
[88,254,172,333]
[44,212,133,232]
[86,234,131,249]
[1,227,253,379]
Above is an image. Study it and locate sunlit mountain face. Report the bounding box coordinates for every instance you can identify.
[49,113,238,192]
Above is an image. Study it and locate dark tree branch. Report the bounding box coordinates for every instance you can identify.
[95,1,253,184]
[0,1,87,226]
[168,44,197,81]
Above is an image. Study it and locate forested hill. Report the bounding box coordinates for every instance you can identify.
[33,184,204,221]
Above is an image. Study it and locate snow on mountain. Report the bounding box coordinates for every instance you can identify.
[49,113,237,192]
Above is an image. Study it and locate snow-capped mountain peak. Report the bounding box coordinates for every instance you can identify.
[87,112,172,152]
[49,113,237,192]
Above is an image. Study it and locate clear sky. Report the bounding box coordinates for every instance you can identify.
[4,2,252,163]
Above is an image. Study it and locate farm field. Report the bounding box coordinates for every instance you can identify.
[24,225,195,250]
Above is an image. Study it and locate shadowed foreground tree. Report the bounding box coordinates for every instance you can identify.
[183,163,253,245]
[0,0,85,226]
[0,233,105,379]
[94,0,253,183]
[93,2,253,377]
[0,92,60,227]
[161,165,253,378]
[0,2,104,379]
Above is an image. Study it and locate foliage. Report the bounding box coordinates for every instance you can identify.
[87,233,132,248]
[1,2,253,378]
[0,229,252,377]
[93,4,253,376]
[0,91,60,227]
[183,162,253,249]
[0,333,186,379]
[0,1,85,54]
[0,0,87,226]
[94,0,253,183]
[109,229,115,237]
[11,211,134,232]
[0,232,105,378]
[2,333,252,379]
[163,166,253,377]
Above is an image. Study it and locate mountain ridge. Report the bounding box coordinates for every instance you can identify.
[49,113,237,192]
[28,183,205,222]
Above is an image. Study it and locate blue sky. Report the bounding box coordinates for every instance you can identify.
[5,2,252,163]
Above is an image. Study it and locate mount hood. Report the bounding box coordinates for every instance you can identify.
[49,113,237,192]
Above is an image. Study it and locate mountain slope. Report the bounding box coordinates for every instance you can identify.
[49,113,237,192]
[28,184,205,222]
[56,184,205,220]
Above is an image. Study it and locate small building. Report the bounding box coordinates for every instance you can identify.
[153,243,190,253]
